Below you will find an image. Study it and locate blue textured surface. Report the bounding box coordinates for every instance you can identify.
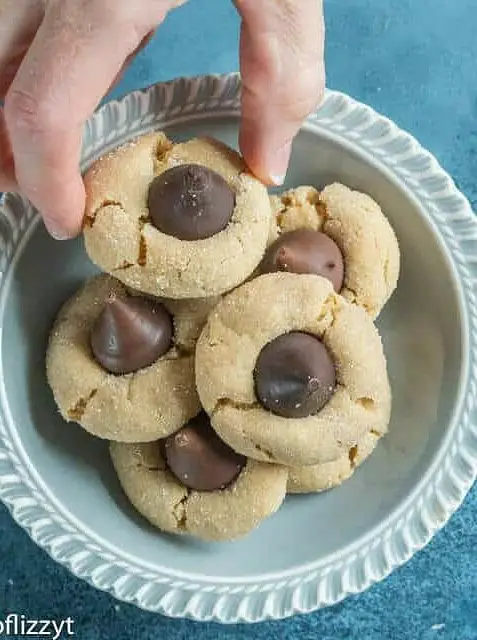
[1,0,477,638]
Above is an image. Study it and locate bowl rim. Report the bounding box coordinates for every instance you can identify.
[0,72,476,623]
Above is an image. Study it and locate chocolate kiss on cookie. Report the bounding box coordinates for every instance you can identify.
[148,164,236,241]
[260,228,345,292]
[90,295,173,374]
[163,412,246,491]
[254,331,336,418]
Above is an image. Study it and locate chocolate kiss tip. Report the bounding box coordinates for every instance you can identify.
[101,296,137,328]
[105,291,119,304]
[109,295,130,311]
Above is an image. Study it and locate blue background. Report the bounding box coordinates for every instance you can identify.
[1,0,476,638]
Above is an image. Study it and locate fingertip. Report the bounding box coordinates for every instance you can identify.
[43,219,76,240]
[239,124,292,187]
[265,141,292,186]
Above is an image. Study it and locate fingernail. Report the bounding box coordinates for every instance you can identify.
[268,142,292,186]
[44,219,71,240]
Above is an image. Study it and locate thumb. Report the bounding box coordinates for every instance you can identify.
[235,0,325,185]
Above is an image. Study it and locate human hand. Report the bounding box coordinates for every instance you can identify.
[0,0,325,240]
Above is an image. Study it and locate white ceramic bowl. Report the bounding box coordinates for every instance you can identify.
[0,74,476,624]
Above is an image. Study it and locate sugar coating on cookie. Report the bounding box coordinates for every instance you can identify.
[270,184,400,318]
[195,272,391,467]
[83,133,272,299]
[109,438,288,541]
[46,274,218,442]
[287,431,380,494]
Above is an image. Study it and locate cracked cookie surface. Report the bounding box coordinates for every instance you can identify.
[287,431,380,494]
[83,133,271,299]
[195,272,391,466]
[46,274,217,442]
[109,440,288,541]
[270,184,400,318]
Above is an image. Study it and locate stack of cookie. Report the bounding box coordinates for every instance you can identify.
[46,132,400,542]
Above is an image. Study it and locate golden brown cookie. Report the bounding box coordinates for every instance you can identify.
[287,431,380,494]
[46,274,218,442]
[83,133,271,299]
[110,423,288,542]
[270,184,400,318]
[195,273,391,467]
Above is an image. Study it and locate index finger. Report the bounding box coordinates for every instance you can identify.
[235,0,325,185]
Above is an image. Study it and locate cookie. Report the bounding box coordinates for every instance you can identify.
[195,272,391,467]
[83,133,271,299]
[110,413,288,541]
[269,184,400,318]
[46,274,217,442]
[287,431,380,494]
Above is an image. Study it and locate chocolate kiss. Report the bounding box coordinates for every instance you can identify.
[90,295,173,374]
[254,331,336,418]
[163,412,246,492]
[260,229,345,292]
[148,164,236,241]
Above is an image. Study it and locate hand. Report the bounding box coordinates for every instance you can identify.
[0,0,325,239]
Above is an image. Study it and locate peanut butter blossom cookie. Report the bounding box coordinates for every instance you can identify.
[269,184,400,318]
[110,412,288,541]
[195,272,391,467]
[83,133,271,299]
[46,274,218,442]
